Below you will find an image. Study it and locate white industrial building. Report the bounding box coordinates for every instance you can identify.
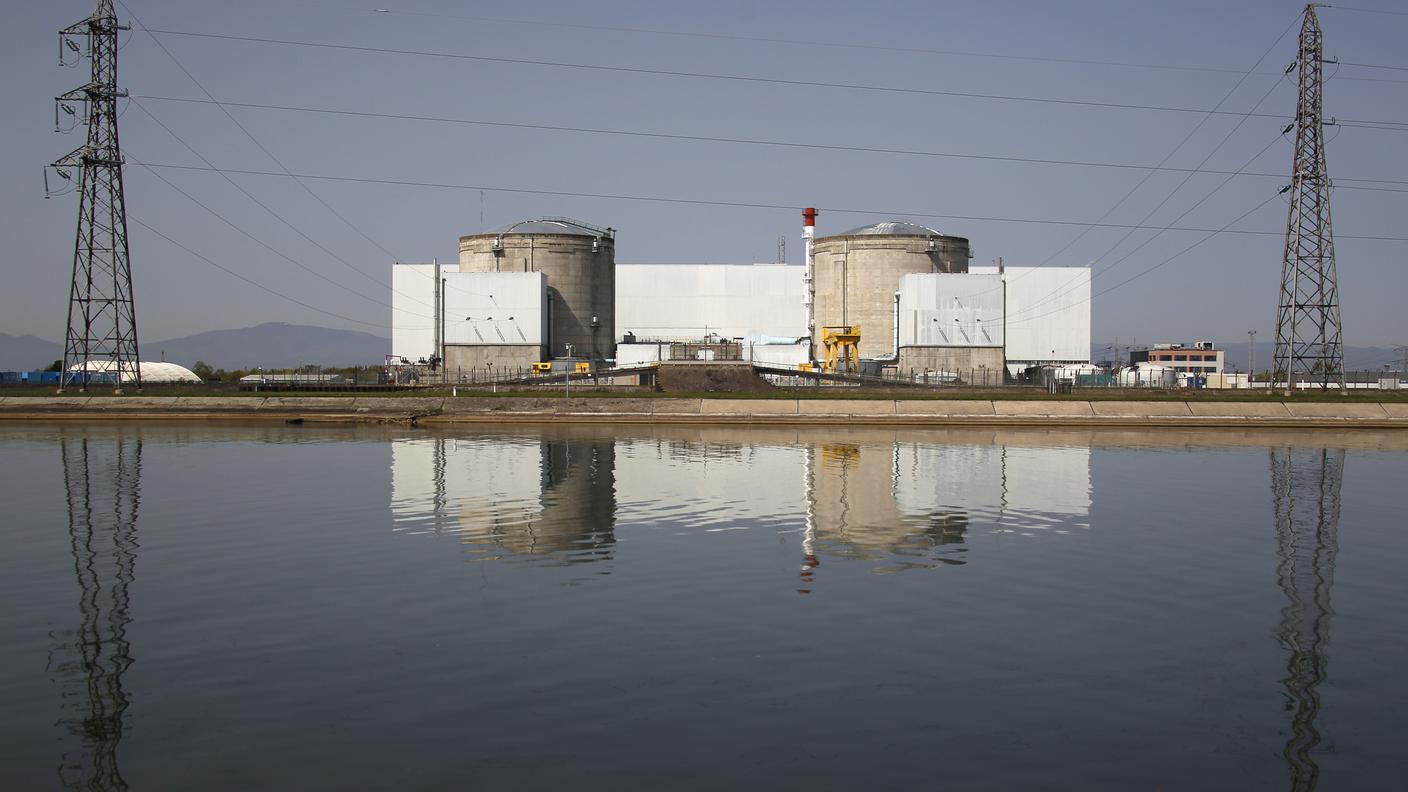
[972,265,1092,371]
[389,217,1092,379]
[392,262,547,373]
[614,263,809,367]
[616,263,805,341]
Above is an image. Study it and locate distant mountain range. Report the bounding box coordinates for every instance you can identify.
[0,323,390,371]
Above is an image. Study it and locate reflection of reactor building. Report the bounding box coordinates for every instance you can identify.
[391,435,616,561]
[805,440,1092,563]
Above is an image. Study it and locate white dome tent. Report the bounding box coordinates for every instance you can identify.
[67,360,203,384]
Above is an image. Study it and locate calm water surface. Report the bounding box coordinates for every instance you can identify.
[2,422,1406,790]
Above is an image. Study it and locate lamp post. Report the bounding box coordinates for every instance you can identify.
[1248,330,1257,388]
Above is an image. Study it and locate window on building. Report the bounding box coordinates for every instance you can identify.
[1174,354,1188,361]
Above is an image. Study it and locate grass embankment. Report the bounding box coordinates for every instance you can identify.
[4,385,1406,403]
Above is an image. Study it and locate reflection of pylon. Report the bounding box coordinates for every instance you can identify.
[1273,4,1344,395]
[1269,446,1342,790]
[50,1,141,392]
[54,429,142,789]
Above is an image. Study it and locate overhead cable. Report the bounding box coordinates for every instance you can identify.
[134,95,1408,189]
[138,28,1408,128]
[136,162,1408,242]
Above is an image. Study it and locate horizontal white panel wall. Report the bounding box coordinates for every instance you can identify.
[443,271,546,347]
[898,273,1004,348]
[616,264,806,342]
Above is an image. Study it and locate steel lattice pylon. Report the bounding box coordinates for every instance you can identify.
[51,0,140,392]
[1273,4,1344,394]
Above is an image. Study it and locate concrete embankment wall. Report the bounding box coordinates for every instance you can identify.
[1,395,1406,428]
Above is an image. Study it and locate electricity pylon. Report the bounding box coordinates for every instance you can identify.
[50,0,140,392]
[1273,4,1344,395]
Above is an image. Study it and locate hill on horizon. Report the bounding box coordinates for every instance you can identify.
[0,323,390,371]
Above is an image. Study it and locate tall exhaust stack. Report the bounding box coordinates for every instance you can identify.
[803,207,817,363]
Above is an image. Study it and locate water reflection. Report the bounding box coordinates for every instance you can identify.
[392,435,616,565]
[391,429,1092,579]
[803,443,969,575]
[51,429,142,791]
[1270,447,1343,791]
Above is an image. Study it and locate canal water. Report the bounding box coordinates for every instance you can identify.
[1,422,1405,790]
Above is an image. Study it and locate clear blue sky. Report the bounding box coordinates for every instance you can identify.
[2,0,1404,345]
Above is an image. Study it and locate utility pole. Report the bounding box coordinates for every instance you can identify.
[50,0,139,393]
[1273,3,1345,396]
[1248,330,1257,385]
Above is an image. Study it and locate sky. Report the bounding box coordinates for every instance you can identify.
[0,0,1404,345]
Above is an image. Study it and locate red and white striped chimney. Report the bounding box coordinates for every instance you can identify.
[803,208,817,362]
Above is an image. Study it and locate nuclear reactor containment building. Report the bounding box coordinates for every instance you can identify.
[812,222,972,360]
[458,218,616,362]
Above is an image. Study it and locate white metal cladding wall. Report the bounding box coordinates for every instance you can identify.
[893,443,1006,518]
[615,264,806,341]
[1002,446,1092,522]
[898,273,1005,348]
[893,443,1091,524]
[390,437,545,533]
[442,272,546,348]
[612,440,805,526]
[615,343,664,367]
[992,267,1091,363]
[747,342,809,367]
[391,263,445,361]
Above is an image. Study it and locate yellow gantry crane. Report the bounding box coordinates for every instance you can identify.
[821,325,861,374]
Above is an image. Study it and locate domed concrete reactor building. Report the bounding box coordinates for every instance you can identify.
[459,218,616,362]
[812,221,972,360]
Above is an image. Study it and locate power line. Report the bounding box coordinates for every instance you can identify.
[997,16,1298,308]
[1007,49,1295,320]
[136,162,1408,242]
[355,5,1408,85]
[1330,5,1408,16]
[1008,130,1288,321]
[1339,61,1408,72]
[127,212,398,330]
[1005,191,1284,328]
[145,28,1408,127]
[129,150,424,321]
[134,94,1408,189]
[114,2,429,306]
[127,101,424,314]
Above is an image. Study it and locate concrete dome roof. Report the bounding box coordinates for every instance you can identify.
[493,217,614,238]
[835,220,945,237]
